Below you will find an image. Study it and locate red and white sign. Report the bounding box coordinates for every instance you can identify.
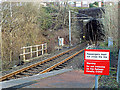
[84,49,110,75]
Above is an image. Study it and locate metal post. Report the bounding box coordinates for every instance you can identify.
[95,75,98,89]
[69,10,71,46]
[117,49,120,83]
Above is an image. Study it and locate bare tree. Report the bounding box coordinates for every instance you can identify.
[102,3,118,47]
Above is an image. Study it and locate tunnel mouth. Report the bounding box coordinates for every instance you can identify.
[85,18,105,45]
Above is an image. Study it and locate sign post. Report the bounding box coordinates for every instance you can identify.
[84,49,110,89]
[117,49,120,84]
[95,75,98,89]
[69,10,71,46]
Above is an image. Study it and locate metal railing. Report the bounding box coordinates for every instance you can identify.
[20,43,47,62]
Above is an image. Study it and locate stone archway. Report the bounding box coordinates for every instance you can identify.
[85,18,105,45]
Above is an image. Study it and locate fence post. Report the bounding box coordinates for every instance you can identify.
[30,46,32,58]
[42,44,44,55]
[36,46,38,57]
[20,44,47,61]
[23,48,25,62]
[45,43,47,53]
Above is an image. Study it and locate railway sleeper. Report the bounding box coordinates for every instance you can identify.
[3,78,10,81]
[7,77,16,80]
[33,69,43,72]
[46,60,51,62]
[28,68,43,72]
[20,72,34,76]
[14,75,23,78]
[57,65,63,68]
[35,67,43,69]
[27,69,41,72]
[49,59,54,61]
[8,75,22,79]
[12,75,21,78]
[53,68,60,70]
[28,68,37,70]
[37,65,43,67]
[49,69,54,72]
[66,52,70,54]
[9,77,18,79]
[62,62,68,65]
[43,62,48,64]
[62,63,67,65]
[59,64,66,67]
[30,67,40,70]
[40,64,44,66]
[18,72,33,76]
[42,63,49,66]
[26,70,40,74]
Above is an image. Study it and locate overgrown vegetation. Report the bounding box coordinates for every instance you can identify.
[98,3,120,88]
[1,2,82,70]
[89,2,99,8]
[102,3,118,48]
[2,3,47,69]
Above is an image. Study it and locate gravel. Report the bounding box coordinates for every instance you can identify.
[64,52,84,70]
[2,43,86,76]
[2,46,70,76]
[98,74,119,88]
[3,42,119,88]
[64,46,120,89]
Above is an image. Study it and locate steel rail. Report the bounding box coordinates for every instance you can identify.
[40,49,84,74]
[0,46,79,81]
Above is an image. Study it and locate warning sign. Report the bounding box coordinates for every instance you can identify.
[84,49,110,61]
[85,51,109,60]
[84,49,110,75]
[84,61,109,75]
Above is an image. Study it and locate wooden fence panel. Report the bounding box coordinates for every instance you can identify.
[20,43,47,62]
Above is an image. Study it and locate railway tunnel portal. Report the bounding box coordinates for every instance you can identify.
[77,7,105,45]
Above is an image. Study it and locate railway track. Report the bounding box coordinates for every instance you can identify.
[0,43,86,82]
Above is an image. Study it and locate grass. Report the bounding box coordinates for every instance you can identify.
[98,41,119,88]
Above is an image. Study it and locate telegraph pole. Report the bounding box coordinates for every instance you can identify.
[69,10,71,46]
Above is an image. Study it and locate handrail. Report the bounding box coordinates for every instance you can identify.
[20,43,47,62]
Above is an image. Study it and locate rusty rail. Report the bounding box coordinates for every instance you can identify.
[0,45,79,81]
[40,49,84,74]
